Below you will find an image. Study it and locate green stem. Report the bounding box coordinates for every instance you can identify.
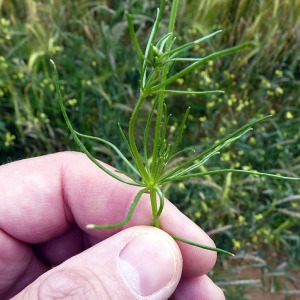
[127,1,168,185]
[150,186,160,227]
[151,0,180,178]
[168,0,179,41]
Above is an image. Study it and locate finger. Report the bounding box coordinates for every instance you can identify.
[14,226,183,300]
[0,152,217,276]
[172,275,225,300]
[0,229,49,299]
[32,225,84,266]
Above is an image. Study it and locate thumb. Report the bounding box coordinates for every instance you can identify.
[14,226,183,300]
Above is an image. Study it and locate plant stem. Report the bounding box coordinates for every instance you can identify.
[151,0,180,178]
[150,186,160,227]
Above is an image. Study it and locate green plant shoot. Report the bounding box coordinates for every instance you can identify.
[50,0,300,257]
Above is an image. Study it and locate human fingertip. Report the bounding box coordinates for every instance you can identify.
[118,228,182,297]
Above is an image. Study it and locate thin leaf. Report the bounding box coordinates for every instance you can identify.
[151,186,165,226]
[87,187,149,229]
[154,89,225,95]
[76,131,140,178]
[151,41,256,93]
[126,12,144,68]
[168,107,190,159]
[159,116,271,182]
[143,98,158,172]
[158,30,222,63]
[171,234,234,256]
[142,4,165,87]
[50,60,141,187]
[161,168,300,184]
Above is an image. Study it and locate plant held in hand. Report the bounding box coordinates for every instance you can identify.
[51,0,299,256]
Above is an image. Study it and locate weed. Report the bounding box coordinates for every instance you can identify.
[51,0,299,257]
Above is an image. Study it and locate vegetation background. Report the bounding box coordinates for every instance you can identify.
[1,0,299,298]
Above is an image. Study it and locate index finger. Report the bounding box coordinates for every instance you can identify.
[0,151,217,276]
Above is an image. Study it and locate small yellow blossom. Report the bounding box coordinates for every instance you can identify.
[199,116,207,122]
[176,78,184,85]
[242,165,252,171]
[262,78,271,88]
[170,124,177,133]
[275,86,284,95]
[178,182,186,190]
[4,132,16,147]
[235,162,241,168]
[68,98,78,106]
[221,152,230,161]
[236,103,244,112]
[194,211,201,218]
[238,215,246,225]
[254,214,263,221]
[286,111,294,119]
[241,82,247,89]
[206,101,215,108]
[219,127,226,134]
[275,69,283,77]
[232,239,241,250]
[1,18,10,26]
[249,136,256,144]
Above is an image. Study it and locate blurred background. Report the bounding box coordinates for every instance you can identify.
[1,0,299,298]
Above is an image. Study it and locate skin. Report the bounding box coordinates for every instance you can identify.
[0,151,225,299]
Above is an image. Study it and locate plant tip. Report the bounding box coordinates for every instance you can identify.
[86,224,95,229]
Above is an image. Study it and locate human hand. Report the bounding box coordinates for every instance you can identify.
[0,151,225,299]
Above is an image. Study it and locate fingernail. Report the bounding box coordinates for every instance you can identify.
[118,231,177,297]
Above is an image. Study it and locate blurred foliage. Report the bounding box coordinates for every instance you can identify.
[1,0,300,297]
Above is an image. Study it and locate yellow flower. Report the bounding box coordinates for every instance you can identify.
[249,136,256,144]
[206,101,215,108]
[4,132,16,147]
[176,78,184,85]
[68,98,78,106]
[221,152,230,161]
[286,111,294,119]
[235,162,241,168]
[254,214,263,221]
[178,182,185,190]
[275,87,284,95]
[232,239,241,250]
[199,116,207,122]
[238,215,247,225]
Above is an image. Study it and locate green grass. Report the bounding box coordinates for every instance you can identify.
[1,0,300,298]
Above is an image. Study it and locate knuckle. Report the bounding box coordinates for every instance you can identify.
[38,269,100,299]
